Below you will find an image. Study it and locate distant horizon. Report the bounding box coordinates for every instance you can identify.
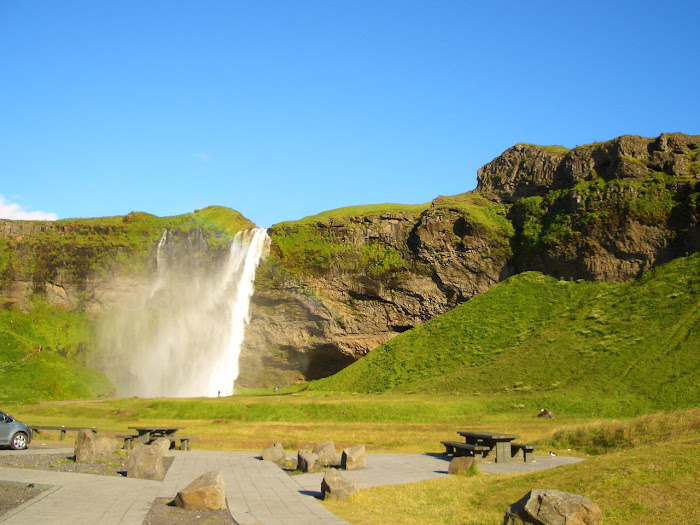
[2,2,698,227]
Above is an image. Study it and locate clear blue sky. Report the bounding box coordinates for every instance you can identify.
[2,1,698,226]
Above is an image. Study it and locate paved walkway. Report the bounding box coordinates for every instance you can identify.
[0,448,584,525]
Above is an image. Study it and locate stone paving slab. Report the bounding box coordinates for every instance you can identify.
[0,467,160,525]
[162,451,349,525]
[292,453,585,494]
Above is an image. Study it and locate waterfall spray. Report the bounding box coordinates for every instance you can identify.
[97,228,270,397]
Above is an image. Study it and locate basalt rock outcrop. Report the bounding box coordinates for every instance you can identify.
[237,133,699,385]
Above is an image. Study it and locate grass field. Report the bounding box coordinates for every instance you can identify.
[4,395,698,524]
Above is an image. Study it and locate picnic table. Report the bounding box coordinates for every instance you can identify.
[127,426,184,445]
[457,431,519,463]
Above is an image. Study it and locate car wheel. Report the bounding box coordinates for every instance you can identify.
[10,432,28,450]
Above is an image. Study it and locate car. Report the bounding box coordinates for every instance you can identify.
[0,410,32,450]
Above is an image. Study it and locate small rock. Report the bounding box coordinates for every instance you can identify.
[126,444,166,480]
[312,441,336,467]
[341,445,366,470]
[297,449,319,473]
[174,470,227,510]
[448,456,477,475]
[504,489,602,525]
[321,469,357,501]
[261,442,285,462]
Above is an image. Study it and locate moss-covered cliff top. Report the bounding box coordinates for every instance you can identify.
[0,205,255,288]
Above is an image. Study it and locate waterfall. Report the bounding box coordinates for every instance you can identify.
[97,228,270,397]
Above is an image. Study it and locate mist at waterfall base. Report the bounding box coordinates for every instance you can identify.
[96,228,270,398]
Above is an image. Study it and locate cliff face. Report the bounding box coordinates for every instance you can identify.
[0,208,253,314]
[1,135,697,388]
[238,133,700,386]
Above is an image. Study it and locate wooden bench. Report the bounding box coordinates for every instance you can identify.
[510,443,535,462]
[441,441,490,458]
[117,434,138,450]
[167,435,195,451]
[118,434,195,451]
[29,426,98,441]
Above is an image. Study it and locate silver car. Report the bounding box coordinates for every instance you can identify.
[0,410,32,450]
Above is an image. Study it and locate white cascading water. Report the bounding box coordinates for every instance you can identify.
[96,228,270,397]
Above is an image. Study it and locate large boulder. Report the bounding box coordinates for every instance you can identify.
[261,442,286,462]
[126,443,166,481]
[312,441,337,467]
[448,456,477,475]
[341,445,366,470]
[74,430,120,463]
[297,449,319,473]
[504,489,602,525]
[151,437,172,456]
[174,470,227,511]
[321,469,357,501]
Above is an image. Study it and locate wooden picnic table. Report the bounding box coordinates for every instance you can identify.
[128,426,185,445]
[458,431,519,463]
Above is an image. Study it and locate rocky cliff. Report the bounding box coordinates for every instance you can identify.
[237,133,700,386]
[0,207,253,313]
[1,134,697,388]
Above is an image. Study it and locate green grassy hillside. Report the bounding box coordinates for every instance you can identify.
[0,205,254,288]
[311,254,700,415]
[0,298,113,402]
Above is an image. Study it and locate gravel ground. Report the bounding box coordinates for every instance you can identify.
[0,481,46,516]
[141,498,237,525]
[0,451,175,477]
[0,451,129,476]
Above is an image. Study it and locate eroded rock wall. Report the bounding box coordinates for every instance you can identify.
[238,133,699,385]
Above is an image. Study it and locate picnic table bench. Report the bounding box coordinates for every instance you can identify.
[510,442,536,462]
[442,430,536,463]
[441,441,490,457]
[123,426,194,451]
[29,426,98,440]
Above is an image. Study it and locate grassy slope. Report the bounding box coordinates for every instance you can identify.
[311,254,700,416]
[0,299,113,402]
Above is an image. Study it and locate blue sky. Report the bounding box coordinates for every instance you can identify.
[2,1,698,226]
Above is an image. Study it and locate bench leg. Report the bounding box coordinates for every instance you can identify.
[60,429,66,440]
[181,439,189,451]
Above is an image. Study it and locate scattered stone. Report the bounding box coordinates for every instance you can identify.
[173,470,227,511]
[538,408,555,419]
[448,456,477,475]
[127,443,166,481]
[312,441,336,467]
[261,442,285,462]
[504,489,602,525]
[321,469,357,501]
[297,449,319,473]
[341,445,366,470]
[74,430,120,463]
[151,437,172,456]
